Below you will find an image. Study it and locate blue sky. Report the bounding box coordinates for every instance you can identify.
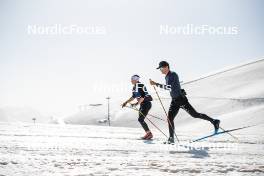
[0,0,263,115]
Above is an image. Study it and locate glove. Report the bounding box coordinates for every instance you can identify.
[149,79,157,86]
[130,102,139,107]
[121,102,127,108]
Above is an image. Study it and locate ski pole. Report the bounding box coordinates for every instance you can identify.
[125,106,168,138]
[151,83,180,143]
[126,105,165,122]
[219,126,239,141]
[220,122,263,141]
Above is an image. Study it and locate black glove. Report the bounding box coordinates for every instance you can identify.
[122,102,127,108]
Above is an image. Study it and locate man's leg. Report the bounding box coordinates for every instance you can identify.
[181,97,214,123]
[181,97,220,133]
[168,100,180,138]
[138,102,152,132]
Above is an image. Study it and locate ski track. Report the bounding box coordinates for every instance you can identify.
[0,123,263,176]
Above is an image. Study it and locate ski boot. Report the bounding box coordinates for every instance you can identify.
[164,137,174,144]
[141,131,153,140]
[213,119,220,134]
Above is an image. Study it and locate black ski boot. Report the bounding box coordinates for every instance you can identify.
[213,119,220,134]
[164,137,174,144]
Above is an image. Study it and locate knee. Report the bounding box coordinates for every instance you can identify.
[190,112,202,118]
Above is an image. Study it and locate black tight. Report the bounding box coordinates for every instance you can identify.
[168,96,214,138]
[138,101,152,132]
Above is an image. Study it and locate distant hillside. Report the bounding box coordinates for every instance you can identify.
[63,58,264,131]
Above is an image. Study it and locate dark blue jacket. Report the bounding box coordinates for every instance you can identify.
[132,83,153,102]
[157,71,182,98]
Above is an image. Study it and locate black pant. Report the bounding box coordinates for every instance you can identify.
[138,101,152,132]
[168,96,214,138]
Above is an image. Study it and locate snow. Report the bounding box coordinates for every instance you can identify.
[0,122,263,176]
[1,59,264,175]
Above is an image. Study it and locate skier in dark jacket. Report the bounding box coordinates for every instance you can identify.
[150,61,220,143]
[122,75,153,140]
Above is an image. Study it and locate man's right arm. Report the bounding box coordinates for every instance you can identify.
[149,79,171,90]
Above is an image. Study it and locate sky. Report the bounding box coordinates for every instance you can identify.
[0,0,263,117]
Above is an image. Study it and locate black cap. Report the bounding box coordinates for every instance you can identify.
[156,61,169,69]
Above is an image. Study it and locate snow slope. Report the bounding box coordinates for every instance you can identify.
[0,122,263,176]
[64,58,264,135]
[1,59,264,175]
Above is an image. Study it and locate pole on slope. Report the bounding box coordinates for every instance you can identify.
[126,105,165,122]
[219,126,239,141]
[151,82,180,143]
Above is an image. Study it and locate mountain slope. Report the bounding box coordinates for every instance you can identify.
[64,58,264,134]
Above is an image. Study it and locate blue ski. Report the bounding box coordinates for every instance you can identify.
[191,124,257,143]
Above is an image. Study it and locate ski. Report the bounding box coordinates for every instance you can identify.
[163,141,175,145]
[219,126,239,141]
[137,138,153,141]
[191,124,257,143]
